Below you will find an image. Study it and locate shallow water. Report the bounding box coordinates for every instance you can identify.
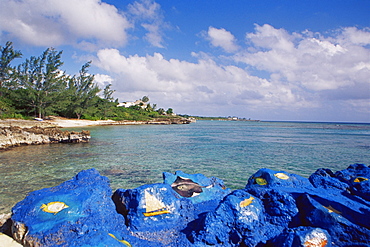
[1,120,369,213]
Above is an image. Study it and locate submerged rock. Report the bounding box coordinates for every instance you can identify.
[7,164,370,246]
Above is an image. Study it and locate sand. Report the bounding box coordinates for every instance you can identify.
[0,118,120,128]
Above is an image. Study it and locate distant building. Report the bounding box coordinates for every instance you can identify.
[117,100,147,109]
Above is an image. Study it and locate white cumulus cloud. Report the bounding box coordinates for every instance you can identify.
[234,24,370,94]
[127,0,168,48]
[0,0,131,49]
[94,74,114,88]
[94,48,313,116]
[207,27,239,53]
[93,24,369,121]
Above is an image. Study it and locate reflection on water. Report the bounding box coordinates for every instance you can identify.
[1,121,369,213]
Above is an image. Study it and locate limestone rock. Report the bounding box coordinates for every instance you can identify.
[187,165,370,246]
[11,169,155,247]
[113,183,194,246]
[163,170,231,216]
[0,233,23,247]
[8,164,370,246]
[0,126,90,150]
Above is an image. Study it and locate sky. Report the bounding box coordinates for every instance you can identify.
[0,0,369,122]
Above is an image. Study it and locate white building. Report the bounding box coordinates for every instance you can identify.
[117,100,147,109]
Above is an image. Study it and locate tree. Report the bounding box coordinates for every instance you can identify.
[166,108,173,115]
[17,48,66,118]
[157,108,165,115]
[141,95,149,103]
[103,84,115,102]
[0,41,22,96]
[68,61,100,119]
[101,84,115,119]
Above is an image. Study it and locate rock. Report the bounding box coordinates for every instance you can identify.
[113,183,194,246]
[0,233,23,247]
[270,226,331,247]
[0,213,11,228]
[163,171,231,218]
[187,189,266,246]
[10,169,155,247]
[147,118,193,125]
[0,213,12,236]
[187,166,370,246]
[0,126,90,150]
[9,164,370,246]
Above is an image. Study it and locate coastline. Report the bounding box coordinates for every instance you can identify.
[2,165,370,246]
[0,117,194,129]
[0,117,193,150]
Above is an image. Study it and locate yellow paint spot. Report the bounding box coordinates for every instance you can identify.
[274,173,289,180]
[304,238,328,247]
[40,201,69,215]
[143,209,171,217]
[354,177,368,183]
[323,205,341,215]
[108,233,131,247]
[240,196,255,208]
[303,230,328,247]
[255,177,267,185]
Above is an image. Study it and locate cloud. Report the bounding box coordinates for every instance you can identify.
[94,48,312,115]
[94,74,114,88]
[0,0,131,49]
[206,27,239,53]
[234,24,370,95]
[246,24,295,51]
[93,24,369,121]
[127,0,168,48]
[340,27,370,45]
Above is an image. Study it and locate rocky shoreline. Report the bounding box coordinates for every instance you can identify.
[0,164,369,246]
[0,125,90,150]
[0,117,193,150]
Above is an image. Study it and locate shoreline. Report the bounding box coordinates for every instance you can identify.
[0,117,193,150]
[0,117,194,129]
[2,164,370,246]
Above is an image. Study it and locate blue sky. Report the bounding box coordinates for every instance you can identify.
[0,0,369,122]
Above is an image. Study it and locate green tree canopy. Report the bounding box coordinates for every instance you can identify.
[17,48,66,118]
[0,41,180,121]
[67,61,100,119]
[141,95,149,103]
[0,41,22,96]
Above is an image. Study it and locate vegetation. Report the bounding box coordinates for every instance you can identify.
[0,41,178,121]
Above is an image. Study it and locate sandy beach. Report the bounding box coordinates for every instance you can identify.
[0,118,136,128]
[46,118,118,128]
[0,117,193,129]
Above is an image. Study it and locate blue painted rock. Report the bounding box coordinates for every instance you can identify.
[269,226,331,247]
[187,189,266,246]
[11,169,157,247]
[310,164,370,201]
[245,166,370,246]
[9,165,370,246]
[163,170,231,216]
[113,183,194,246]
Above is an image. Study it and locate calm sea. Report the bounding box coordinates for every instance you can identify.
[1,120,369,213]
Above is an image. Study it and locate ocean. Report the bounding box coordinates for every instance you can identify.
[1,120,369,213]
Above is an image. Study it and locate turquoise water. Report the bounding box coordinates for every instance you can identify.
[1,120,369,213]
